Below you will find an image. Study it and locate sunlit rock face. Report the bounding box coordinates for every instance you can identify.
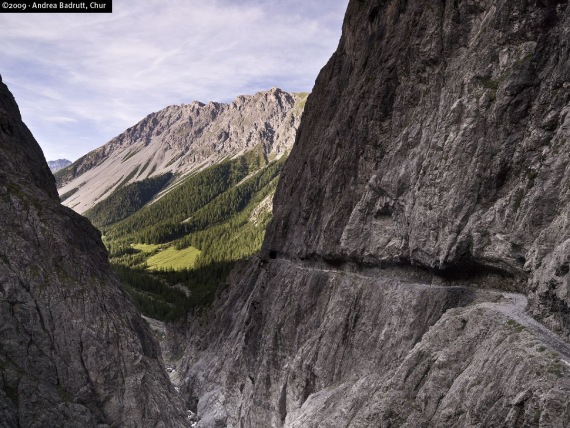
[47,159,71,172]
[265,0,570,337]
[177,1,570,427]
[56,88,305,214]
[0,76,188,427]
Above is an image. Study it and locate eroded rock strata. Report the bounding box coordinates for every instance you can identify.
[179,0,570,426]
[0,76,187,426]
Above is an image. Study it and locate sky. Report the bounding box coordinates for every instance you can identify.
[1,0,348,161]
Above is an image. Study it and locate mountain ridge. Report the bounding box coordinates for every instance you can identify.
[57,88,306,214]
[47,158,71,172]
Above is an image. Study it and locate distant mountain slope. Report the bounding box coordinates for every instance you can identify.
[57,89,307,214]
[71,90,304,322]
[82,172,173,227]
[47,158,71,172]
[98,148,285,320]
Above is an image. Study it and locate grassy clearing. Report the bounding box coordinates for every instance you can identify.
[133,243,163,253]
[146,246,201,270]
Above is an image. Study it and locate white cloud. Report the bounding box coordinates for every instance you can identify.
[0,0,348,161]
[44,116,77,124]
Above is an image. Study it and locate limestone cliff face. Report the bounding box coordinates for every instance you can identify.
[265,0,570,337]
[178,1,570,427]
[57,89,305,214]
[0,77,187,426]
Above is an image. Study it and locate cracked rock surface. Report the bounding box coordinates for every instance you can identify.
[178,0,570,427]
[0,76,187,426]
[180,260,570,427]
[265,0,570,337]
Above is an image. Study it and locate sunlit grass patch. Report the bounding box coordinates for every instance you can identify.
[146,246,201,270]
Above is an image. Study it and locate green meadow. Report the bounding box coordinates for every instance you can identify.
[145,246,201,270]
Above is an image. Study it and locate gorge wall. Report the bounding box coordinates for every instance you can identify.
[178,0,570,426]
[0,76,188,427]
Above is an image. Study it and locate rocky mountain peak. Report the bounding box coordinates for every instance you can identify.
[57,88,305,213]
[48,158,72,172]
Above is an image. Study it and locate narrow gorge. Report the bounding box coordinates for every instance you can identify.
[0,0,568,427]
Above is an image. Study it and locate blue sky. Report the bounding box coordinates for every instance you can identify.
[1,0,348,161]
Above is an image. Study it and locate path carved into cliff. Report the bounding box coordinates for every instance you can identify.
[291,260,570,365]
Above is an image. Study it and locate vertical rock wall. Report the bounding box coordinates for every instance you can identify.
[264,0,570,336]
[179,1,570,427]
[0,76,187,427]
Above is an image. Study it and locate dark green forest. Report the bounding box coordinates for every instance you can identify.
[85,173,173,227]
[99,147,284,321]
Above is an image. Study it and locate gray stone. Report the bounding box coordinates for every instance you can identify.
[264,0,570,338]
[0,76,188,426]
[178,1,570,426]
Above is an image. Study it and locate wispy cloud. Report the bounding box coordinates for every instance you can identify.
[44,116,77,124]
[0,0,348,161]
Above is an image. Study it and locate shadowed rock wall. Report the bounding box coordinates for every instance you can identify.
[0,76,187,427]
